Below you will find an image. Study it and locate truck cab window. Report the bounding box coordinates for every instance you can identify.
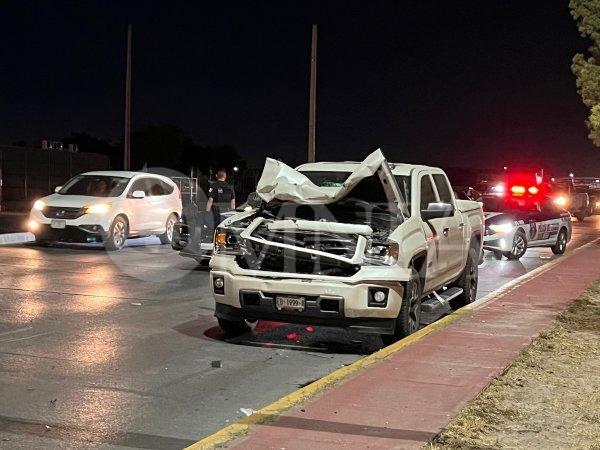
[433,174,453,204]
[420,175,436,215]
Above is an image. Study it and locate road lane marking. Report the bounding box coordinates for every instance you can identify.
[0,326,33,337]
[0,332,53,344]
[188,236,600,450]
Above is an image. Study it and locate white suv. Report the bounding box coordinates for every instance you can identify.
[28,171,182,250]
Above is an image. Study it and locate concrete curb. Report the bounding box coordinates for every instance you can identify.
[0,232,35,246]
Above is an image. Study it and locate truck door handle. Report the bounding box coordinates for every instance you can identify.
[443,227,450,237]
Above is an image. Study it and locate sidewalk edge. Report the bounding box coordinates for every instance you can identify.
[0,232,34,246]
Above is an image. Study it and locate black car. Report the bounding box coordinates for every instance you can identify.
[171,203,248,264]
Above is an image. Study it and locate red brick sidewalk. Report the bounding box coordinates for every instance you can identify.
[226,240,600,449]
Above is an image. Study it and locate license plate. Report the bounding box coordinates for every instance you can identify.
[50,219,66,229]
[275,296,305,311]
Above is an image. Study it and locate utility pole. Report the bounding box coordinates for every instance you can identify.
[307,24,317,163]
[124,24,132,171]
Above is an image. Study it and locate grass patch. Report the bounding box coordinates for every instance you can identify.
[429,279,600,449]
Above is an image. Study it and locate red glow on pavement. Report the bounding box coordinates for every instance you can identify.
[254,321,287,333]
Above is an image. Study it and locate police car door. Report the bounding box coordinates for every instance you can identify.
[531,198,564,245]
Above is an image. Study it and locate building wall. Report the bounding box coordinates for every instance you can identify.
[0,145,110,212]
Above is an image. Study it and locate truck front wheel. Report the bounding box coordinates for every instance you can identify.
[381,267,422,346]
[217,317,257,336]
[449,247,478,309]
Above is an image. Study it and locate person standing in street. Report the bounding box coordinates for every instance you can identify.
[206,168,236,228]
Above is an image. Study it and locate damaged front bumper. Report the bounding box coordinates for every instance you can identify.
[210,254,410,334]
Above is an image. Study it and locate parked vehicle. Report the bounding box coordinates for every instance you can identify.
[209,150,484,343]
[172,205,248,264]
[550,178,590,222]
[28,171,182,250]
[482,194,571,260]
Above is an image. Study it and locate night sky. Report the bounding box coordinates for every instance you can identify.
[2,0,599,175]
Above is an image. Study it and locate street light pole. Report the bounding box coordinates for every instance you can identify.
[307,24,317,163]
[124,24,132,171]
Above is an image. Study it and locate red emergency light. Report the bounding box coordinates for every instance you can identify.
[505,173,544,199]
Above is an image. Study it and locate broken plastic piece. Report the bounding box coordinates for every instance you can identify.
[240,408,256,416]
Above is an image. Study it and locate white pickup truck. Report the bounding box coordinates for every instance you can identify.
[209,150,484,343]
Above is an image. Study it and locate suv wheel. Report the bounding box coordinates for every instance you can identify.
[381,267,422,346]
[105,216,128,251]
[159,214,177,244]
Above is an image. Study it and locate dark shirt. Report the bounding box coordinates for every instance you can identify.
[208,180,235,204]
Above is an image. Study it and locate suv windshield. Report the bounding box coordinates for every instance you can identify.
[58,175,131,197]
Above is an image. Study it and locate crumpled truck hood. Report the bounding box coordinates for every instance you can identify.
[267,219,373,236]
[255,149,398,205]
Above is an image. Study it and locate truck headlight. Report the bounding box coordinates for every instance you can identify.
[364,241,399,265]
[214,228,242,255]
[489,223,513,234]
[84,203,111,214]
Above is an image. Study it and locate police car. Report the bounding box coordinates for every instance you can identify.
[482,191,572,260]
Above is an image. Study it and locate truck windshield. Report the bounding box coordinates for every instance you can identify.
[299,170,410,208]
[58,175,131,197]
[300,171,349,187]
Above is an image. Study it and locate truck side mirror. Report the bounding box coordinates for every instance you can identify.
[421,202,454,220]
[246,192,263,209]
[132,190,146,199]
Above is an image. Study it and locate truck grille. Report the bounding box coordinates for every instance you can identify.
[253,228,357,258]
[236,242,360,277]
[42,206,85,220]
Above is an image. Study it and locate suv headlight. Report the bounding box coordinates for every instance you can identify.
[84,203,111,215]
[33,200,45,211]
[214,228,242,255]
[489,223,513,234]
[364,241,399,265]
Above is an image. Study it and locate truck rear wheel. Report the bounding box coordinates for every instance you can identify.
[449,247,478,310]
[381,267,422,346]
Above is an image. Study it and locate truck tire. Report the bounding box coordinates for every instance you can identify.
[449,247,478,310]
[504,230,527,260]
[381,267,422,346]
[551,228,568,255]
[217,317,258,336]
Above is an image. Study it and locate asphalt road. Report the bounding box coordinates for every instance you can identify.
[0,217,598,449]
